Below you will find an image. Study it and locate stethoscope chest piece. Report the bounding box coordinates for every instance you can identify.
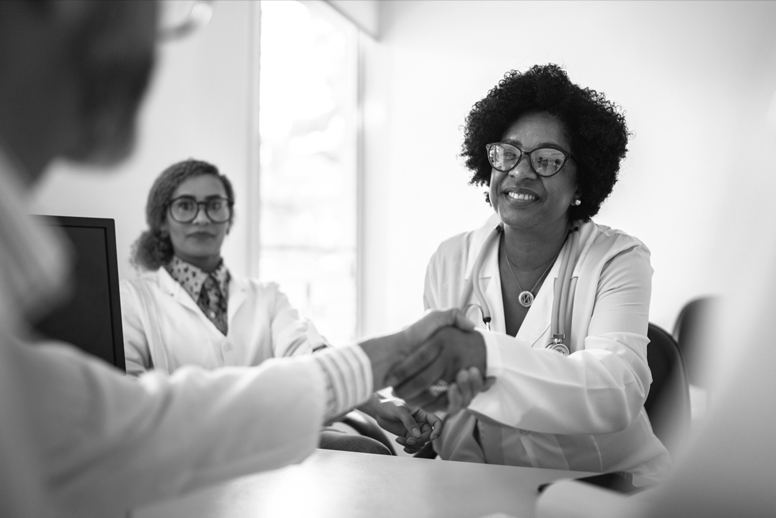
[518,291,534,307]
[546,335,570,356]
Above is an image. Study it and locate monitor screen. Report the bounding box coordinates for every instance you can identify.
[33,215,126,372]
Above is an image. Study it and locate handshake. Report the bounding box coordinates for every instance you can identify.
[358,309,494,413]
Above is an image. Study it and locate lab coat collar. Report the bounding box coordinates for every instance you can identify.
[463,213,503,281]
[571,219,595,278]
[155,267,201,312]
[478,229,505,333]
[466,215,590,348]
[154,267,250,321]
[226,275,248,323]
[465,215,592,280]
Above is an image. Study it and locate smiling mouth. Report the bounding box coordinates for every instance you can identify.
[506,192,538,202]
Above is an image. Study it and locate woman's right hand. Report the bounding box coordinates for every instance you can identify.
[446,367,496,415]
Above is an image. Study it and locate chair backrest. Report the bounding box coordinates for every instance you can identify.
[672,297,719,388]
[645,323,691,457]
[340,410,397,455]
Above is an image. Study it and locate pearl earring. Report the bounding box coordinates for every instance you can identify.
[572,198,581,206]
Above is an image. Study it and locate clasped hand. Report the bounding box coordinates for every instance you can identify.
[379,309,494,413]
[389,324,491,412]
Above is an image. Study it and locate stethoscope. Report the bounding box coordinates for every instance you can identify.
[459,223,581,356]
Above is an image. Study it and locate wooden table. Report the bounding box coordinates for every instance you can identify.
[132,449,591,518]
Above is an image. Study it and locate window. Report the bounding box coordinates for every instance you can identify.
[259,0,359,345]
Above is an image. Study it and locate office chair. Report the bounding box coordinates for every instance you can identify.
[672,297,718,389]
[644,322,691,457]
[339,410,397,455]
[414,323,692,460]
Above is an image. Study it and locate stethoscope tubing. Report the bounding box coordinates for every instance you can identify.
[553,226,580,341]
[462,223,580,351]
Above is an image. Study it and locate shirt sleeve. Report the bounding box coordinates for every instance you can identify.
[6,328,371,517]
[311,343,373,421]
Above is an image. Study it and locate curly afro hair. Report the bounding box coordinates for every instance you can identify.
[131,159,235,271]
[462,64,629,221]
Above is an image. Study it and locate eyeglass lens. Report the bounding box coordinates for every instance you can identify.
[170,197,231,223]
[487,143,567,177]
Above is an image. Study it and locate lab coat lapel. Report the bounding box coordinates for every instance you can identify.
[227,276,248,322]
[157,268,201,313]
[478,237,505,333]
[463,213,503,281]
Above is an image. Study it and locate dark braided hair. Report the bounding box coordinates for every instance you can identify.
[462,64,629,221]
[131,159,235,270]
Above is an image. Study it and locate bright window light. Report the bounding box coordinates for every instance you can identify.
[259,0,358,345]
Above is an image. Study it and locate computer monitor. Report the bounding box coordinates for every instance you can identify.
[33,215,126,372]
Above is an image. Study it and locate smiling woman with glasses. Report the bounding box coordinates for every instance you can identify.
[415,64,671,487]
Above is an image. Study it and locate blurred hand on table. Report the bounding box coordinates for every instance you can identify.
[361,394,442,454]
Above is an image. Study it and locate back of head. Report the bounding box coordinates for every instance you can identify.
[0,2,157,181]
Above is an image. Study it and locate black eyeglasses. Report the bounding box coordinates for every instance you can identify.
[168,196,233,223]
[486,142,574,177]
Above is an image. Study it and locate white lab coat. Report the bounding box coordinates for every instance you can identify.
[121,268,326,375]
[424,214,671,485]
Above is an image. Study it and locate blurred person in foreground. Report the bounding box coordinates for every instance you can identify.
[123,158,441,454]
[0,2,471,516]
[391,65,670,487]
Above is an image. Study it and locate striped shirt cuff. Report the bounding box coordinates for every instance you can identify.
[311,343,373,421]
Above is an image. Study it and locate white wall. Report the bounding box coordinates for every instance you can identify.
[26,1,776,339]
[29,0,259,281]
[326,0,379,38]
[361,0,776,334]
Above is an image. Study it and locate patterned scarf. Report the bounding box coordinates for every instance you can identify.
[165,256,230,335]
